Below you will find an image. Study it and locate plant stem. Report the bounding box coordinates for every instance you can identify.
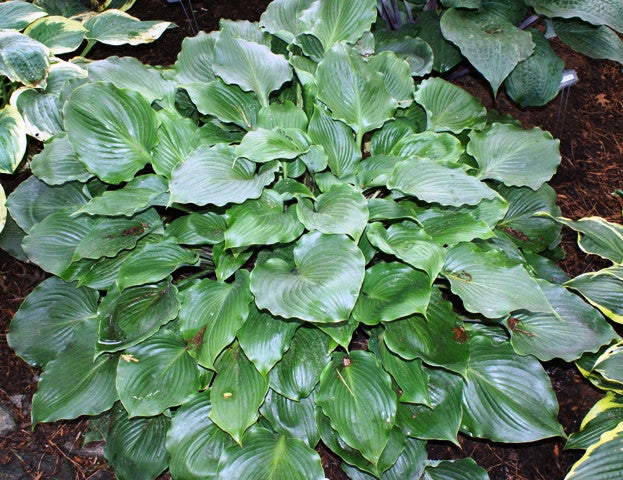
[518,14,540,30]
[80,40,97,58]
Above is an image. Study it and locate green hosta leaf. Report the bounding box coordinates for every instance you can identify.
[104,405,170,480]
[0,1,47,30]
[269,326,332,400]
[32,318,117,424]
[259,0,316,43]
[554,18,623,64]
[296,184,368,241]
[210,346,269,444]
[8,277,98,367]
[565,268,623,323]
[505,29,564,107]
[166,392,235,480]
[238,306,299,376]
[422,458,489,480]
[7,176,88,233]
[417,11,462,73]
[358,155,403,188]
[507,280,616,361]
[370,120,413,156]
[353,262,431,325]
[368,51,414,106]
[116,241,198,290]
[567,392,623,450]
[396,367,463,443]
[388,157,498,207]
[33,0,89,16]
[214,33,292,107]
[317,315,359,349]
[550,216,623,264]
[116,330,200,417]
[317,43,397,136]
[170,145,278,207]
[64,83,158,185]
[212,243,253,282]
[96,280,180,354]
[317,350,397,466]
[0,105,26,173]
[11,86,62,141]
[392,131,464,163]
[219,19,270,46]
[261,389,320,447]
[375,34,434,77]
[0,31,49,88]
[251,232,365,323]
[187,79,260,130]
[440,8,534,95]
[441,0,482,6]
[307,106,361,177]
[237,127,311,163]
[367,198,420,222]
[566,422,623,480]
[525,0,623,34]
[217,427,325,480]
[179,271,253,370]
[166,212,227,246]
[0,214,27,261]
[257,101,308,130]
[444,242,552,318]
[468,123,561,190]
[367,222,445,282]
[84,10,173,46]
[308,0,376,51]
[173,31,217,84]
[383,288,470,375]
[414,78,486,133]
[461,335,564,442]
[22,209,95,278]
[30,134,92,184]
[46,61,86,95]
[24,16,85,55]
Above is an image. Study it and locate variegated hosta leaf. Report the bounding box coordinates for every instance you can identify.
[83,9,174,46]
[525,0,623,34]
[250,232,366,323]
[566,392,623,450]
[217,427,325,480]
[64,82,159,185]
[24,15,86,55]
[317,350,397,466]
[549,216,623,264]
[0,105,26,174]
[554,18,623,64]
[565,267,623,323]
[0,31,49,88]
[11,86,62,141]
[210,345,269,444]
[0,1,48,30]
[565,422,623,480]
[178,271,253,370]
[8,277,98,367]
[440,7,534,95]
[593,342,623,386]
[33,0,89,17]
[467,123,561,190]
[414,78,486,133]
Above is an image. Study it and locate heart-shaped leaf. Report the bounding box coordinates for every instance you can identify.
[308,0,376,51]
[30,134,92,184]
[165,212,227,246]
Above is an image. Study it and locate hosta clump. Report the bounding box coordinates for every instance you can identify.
[3,1,618,479]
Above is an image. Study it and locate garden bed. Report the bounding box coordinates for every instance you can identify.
[0,1,621,479]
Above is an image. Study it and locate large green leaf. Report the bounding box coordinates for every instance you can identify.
[104,405,170,480]
[507,280,616,361]
[260,389,320,447]
[440,8,534,94]
[257,101,308,130]
[173,31,217,84]
[414,78,486,133]
[468,123,561,190]
[83,10,173,46]
[32,318,117,424]
[422,458,489,480]
[444,242,552,318]
[308,0,376,51]
[217,427,325,480]
[96,280,180,354]
[368,51,414,106]
[178,271,253,370]
[64,83,159,185]
[0,105,26,174]
[0,31,49,88]
[525,0,623,34]
[30,134,92,184]
[565,422,623,480]
[550,216,623,264]
[116,330,200,417]
[566,392,623,450]
[210,345,269,444]
[565,268,623,323]
[250,232,365,323]
[392,131,464,163]
[24,15,85,55]
[32,0,88,17]
[461,335,564,442]
[11,86,62,141]
[554,18,623,64]
[0,1,47,30]
[165,212,227,246]
[296,184,368,241]
[317,350,397,466]
[214,33,292,107]
[259,0,316,43]
[353,262,431,325]
[375,33,434,77]
[417,11,462,73]
[504,29,564,107]
[166,392,235,480]
[8,277,98,367]
[170,144,278,207]
[316,44,397,136]
[237,127,311,163]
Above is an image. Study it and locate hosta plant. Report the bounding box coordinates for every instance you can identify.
[3,1,618,478]
[376,0,623,106]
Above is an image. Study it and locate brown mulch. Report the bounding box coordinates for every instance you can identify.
[1,1,621,479]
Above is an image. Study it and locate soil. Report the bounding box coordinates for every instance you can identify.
[1,1,621,479]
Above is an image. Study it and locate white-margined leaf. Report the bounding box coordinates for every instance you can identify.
[83,9,173,46]
[0,105,26,173]
[565,267,623,323]
[0,1,47,30]
[0,30,49,88]
[24,15,85,54]
[549,216,623,264]
[565,422,623,480]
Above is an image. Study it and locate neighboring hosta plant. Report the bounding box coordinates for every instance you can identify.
[3,1,618,478]
[0,0,174,175]
[376,0,623,106]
